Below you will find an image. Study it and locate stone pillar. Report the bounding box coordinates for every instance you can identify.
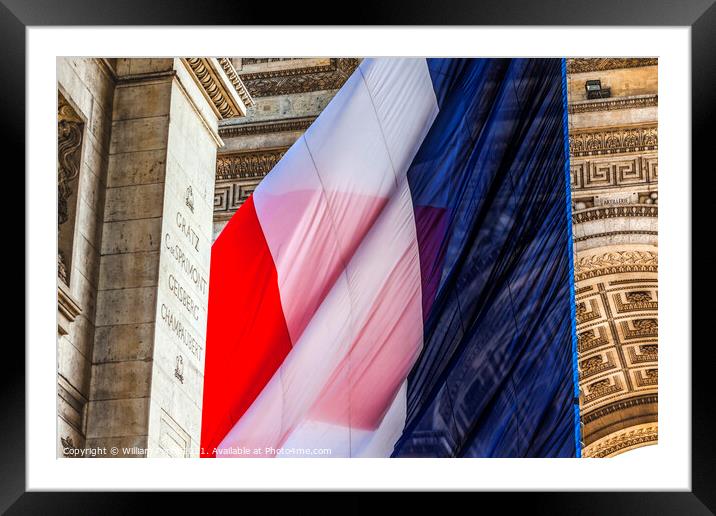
[87,58,248,457]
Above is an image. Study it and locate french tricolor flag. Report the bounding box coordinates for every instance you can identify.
[201,58,580,458]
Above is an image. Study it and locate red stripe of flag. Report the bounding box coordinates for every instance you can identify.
[200,196,292,457]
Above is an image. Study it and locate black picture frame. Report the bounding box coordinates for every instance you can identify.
[6,0,713,513]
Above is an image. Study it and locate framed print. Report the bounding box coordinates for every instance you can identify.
[6,0,714,512]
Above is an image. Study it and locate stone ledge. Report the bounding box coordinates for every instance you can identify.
[569,94,658,114]
[58,280,82,336]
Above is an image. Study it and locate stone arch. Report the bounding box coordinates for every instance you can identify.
[574,236,658,456]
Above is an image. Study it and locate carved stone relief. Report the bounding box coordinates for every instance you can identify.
[57,92,84,285]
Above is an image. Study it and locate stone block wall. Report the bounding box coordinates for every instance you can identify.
[56,58,115,456]
[85,59,175,456]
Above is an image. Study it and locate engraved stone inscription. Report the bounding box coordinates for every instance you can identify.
[176,210,200,252]
[160,303,202,361]
[164,232,208,295]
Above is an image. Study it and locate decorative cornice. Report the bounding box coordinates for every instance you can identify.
[575,250,658,282]
[582,394,658,425]
[582,423,658,458]
[239,58,360,97]
[219,117,315,138]
[217,57,254,109]
[241,58,296,66]
[216,147,288,180]
[573,205,658,224]
[182,58,247,119]
[239,61,337,81]
[569,123,657,157]
[574,230,658,243]
[569,94,658,114]
[567,58,658,74]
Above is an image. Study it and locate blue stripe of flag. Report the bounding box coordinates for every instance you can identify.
[394,58,577,457]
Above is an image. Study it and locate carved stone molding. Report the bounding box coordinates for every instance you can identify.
[58,280,82,336]
[566,58,658,74]
[214,180,259,215]
[241,58,296,66]
[571,155,658,194]
[576,250,658,273]
[217,57,254,109]
[182,58,249,119]
[569,124,658,157]
[575,250,658,282]
[219,117,315,138]
[573,205,658,224]
[582,423,658,458]
[239,58,360,97]
[574,230,658,244]
[216,147,288,181]
[214,147,289,214]
[569,94,658,114]
[581,394,658,426]
[239,60,336,80]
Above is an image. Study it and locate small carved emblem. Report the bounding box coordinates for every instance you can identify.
[589,379,611,395]
[185,186,194,213]
[580,356,603,374]
[626,291,652,303]
[633,318,658,331]
[639,344,658,355]
[576,302,587,316]
[174,355,184,383]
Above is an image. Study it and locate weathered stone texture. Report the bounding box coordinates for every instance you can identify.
[85,397,151,439]
[99,218,163,255]
[92,323,155,364]
[56,58,115,455]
